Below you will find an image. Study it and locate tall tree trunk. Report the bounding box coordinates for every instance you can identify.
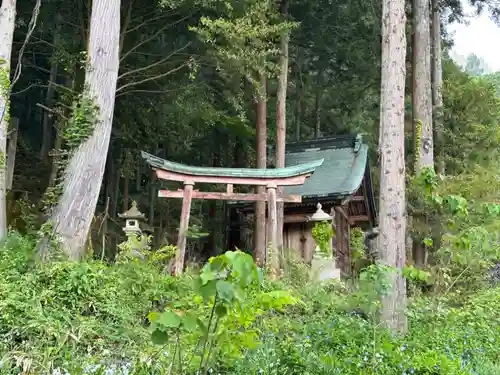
[0,0,17,241]
[48,0,120,259]
[294,46,304,141]
[204,130,220,257]
[431,0,444,175]
[135,161,141,191]
[104,147,114,209]
[413,0,433,171]
[148,169,156,225]
[378,0,408,335]
[110,155,120,218]
[253,74,267,266]
[40,14,62,164]
[314,67,323,139]
[48,74,76,188]
[412,0,433,268]
[122,173,129,212]
[275,0,289,274]
[6,117,18,190]
[48,132,62,188]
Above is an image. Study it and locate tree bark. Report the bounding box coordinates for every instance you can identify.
[378,0,408,335]
[294,46,304,141]
[48,131,62,188]
[48,74,76,188]
[135,161,141,191]
[253,74,267,266]
[275,0,289,272]
[412,0,434,268]
[122,173,129,212]
[412,0,434,171]
[148,169,156,225]
[49,0,120,259]
[0,0,17,241]
[431,0,444,175]
[6,116,18,190]
[314,67,323,139]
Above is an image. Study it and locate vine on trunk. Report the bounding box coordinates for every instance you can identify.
[0,58,11,169]
[0,59,10,125]
[413,118,422,174]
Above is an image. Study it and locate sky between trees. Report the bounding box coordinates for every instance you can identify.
[449,0,500,70]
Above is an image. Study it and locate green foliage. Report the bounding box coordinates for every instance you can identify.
[0,233,499,374]
[442,58,500,173]
[149,250,298,373]
[0,59,11,125]
[0,232,183,373]
[62,92,99,150]
[191,0,296,80]
[311,220,334,257]
[225,282,500,375]
[350,227,365,260]
[409,166,500,293]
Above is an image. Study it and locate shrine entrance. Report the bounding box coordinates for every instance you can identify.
[141,151,324,275]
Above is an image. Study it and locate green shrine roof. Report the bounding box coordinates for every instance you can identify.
[141,151,324,179]
[283,134,369,199]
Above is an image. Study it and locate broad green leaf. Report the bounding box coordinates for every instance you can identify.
[158,310,181,328]
[147,311,160,322]
[208,256,226,272]
[200,269,216,285]
[151,329,169,345]
[216,280,235,302]
[183,312,199,332]
[215,303,228,317]
[199,279,217,301]
[233,285,245,301]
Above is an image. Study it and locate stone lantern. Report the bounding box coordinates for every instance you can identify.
[308,203,340,281]
[119,201,145,237]
[118,201,148,259]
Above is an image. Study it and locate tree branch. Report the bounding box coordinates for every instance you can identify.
[36,103,69,120]
[116,63,189,93]
[125,9,179,35]
[116,87,182,98]
[11,0,42,89]
[119,14,191,62]
[118,42,191,80]
[119,0,134,56]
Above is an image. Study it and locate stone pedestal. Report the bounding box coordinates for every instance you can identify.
[310,254,341,282]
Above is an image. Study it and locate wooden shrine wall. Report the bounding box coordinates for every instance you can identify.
[283,223,316,263]
[229,205,353,276]
[334,206,351,276]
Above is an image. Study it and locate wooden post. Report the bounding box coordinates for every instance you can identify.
[175,180,194,275]
[6,117,18,190]
[267,183,279,276]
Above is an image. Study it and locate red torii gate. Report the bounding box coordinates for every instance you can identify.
[141,151,324,274]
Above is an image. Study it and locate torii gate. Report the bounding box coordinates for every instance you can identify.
[141,151,324,274]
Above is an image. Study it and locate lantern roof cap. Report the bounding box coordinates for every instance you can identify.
[118,201,145,220]
[309,203,332,221]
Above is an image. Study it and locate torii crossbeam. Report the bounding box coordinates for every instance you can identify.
[142,151,324,274]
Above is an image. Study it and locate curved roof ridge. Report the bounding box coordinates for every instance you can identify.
[141,151,324,179]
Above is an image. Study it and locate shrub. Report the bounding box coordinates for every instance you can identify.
[0,232,188,373]
[0,233,498,374]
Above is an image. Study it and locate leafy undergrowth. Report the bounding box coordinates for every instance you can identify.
[0,233,498,374]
